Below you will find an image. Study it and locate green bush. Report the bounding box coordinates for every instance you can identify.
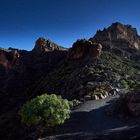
[19,94,71,127]
[71,99,81,107]
[120,80,129,89]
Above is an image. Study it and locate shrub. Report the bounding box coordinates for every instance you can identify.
[95,87,106,94]
[114,73,121,81]
[19,94,71,127]
[120,80,129,89]
[98,64,105,70]
[71,99,81,107]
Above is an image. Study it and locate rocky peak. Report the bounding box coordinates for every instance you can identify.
[90,22,140,51]
[32,37,67,53]
[67,39,102,60]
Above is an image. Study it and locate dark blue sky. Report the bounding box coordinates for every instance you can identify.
[0,0,140,50]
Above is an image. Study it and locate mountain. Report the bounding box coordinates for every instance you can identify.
[0,39,68,123]
[0,22,140,140]
[90,22,140,62]
[91,22,140,50]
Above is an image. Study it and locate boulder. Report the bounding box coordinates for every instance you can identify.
[92,95,100,100]
[126,91,140,116]
[109,89,117,96]
[104,91,109,96]
[102,92,108,98]
[127,103,140,116]
[103,94,107,98]
[128,93,140,103]
[96,94,105,99]
[100,94,106,99]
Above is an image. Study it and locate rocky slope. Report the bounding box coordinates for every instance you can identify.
[0,38,67,113]
[0,22,140,140]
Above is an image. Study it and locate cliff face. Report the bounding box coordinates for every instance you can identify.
[90,22,140,52]
[67,39,102,60]
[0,48,20,70]
[0,38,68,114]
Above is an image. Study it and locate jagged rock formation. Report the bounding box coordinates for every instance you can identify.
[67,39,102,60]
[91,22,140,50]
[32,37,66,53]
[90,22,140,61]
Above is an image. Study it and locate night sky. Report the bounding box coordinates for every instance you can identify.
[0,0,140,50]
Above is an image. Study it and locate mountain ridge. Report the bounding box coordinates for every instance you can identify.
[90,22,140,51]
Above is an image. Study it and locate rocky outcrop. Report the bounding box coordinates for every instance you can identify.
[0,39,68,116]
[0,48,20,71]
[127,91,140,116]
[84,86,119,101]
[115,90,140,117]
[90,22,140,56]
[32,37,67,54]
[67,39,102,60]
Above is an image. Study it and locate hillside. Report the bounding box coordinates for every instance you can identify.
[0,22,140,140]
[27,50,140,100]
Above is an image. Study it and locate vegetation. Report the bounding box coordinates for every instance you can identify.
[72,39,99,49]
[27,50,140,99]
[120,80,129,89]
[70,99,81,107]
[19,94,71,127]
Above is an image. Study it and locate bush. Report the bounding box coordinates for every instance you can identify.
[19,94,71,127]
[120,80,129,89]
[71,99,81,107]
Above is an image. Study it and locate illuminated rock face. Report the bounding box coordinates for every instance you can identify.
[33,37,66,53]
[90,22,140,51]
[67,39,102,60]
